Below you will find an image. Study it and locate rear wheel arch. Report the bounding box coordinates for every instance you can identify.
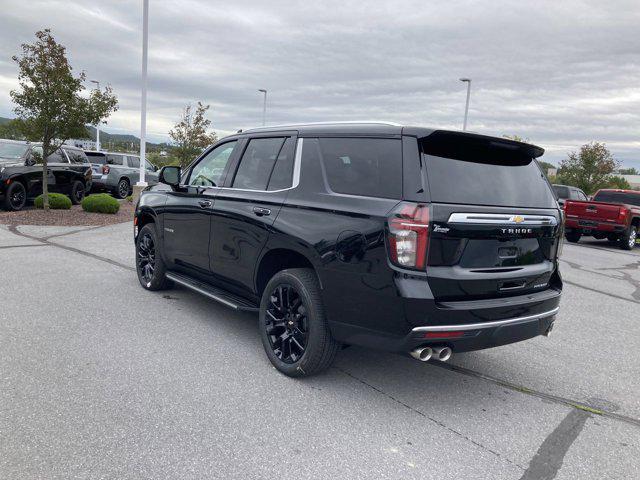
[255,248,321,297]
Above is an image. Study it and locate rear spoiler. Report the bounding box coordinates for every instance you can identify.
[419,130,545,165]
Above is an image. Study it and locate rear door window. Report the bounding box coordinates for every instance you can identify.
[267,137,296,191]
[553,185,570,200]
[65,149,89,164]
[317,137,402,199]
[48,149,68,163]
[106,154,123,165]
[128,156,140,168]
[232,137,286,190]
[422,153,556,208]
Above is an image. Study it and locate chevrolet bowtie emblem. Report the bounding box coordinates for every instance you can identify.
[512,215,525,223]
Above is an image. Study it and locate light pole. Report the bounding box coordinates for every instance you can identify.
[459,78,471,131]
[258,89,267,126]
[137,0,149,188]
[90,80,101,151]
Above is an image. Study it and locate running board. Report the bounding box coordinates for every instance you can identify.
[165,272,259,312]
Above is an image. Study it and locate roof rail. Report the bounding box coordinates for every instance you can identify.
[242,120,402,133]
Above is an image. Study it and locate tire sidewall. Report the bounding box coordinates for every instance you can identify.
[71,181,85,205]
[136,223,167,290]
[5,181,26,211]
[621,225,637,250]
[259,270,326,377]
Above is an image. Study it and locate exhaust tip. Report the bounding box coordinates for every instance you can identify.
[410,346,432,362]
[432,346,452,362]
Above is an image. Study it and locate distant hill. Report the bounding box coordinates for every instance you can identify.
[0,117,12,125]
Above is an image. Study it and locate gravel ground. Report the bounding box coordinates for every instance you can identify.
[0,201,134,226]
[0,224,638,479]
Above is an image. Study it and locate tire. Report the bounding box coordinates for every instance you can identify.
[70,180,86,205]
[115,178,130,199]
[619,225,637,251]
[135,223,172,290]
[3,181,27,211]
[565,230,581,243]
[259,268,340,377]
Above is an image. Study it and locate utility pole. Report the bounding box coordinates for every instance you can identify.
[459,78,471,131]
[258,89,267,126]
[90,80,101,151]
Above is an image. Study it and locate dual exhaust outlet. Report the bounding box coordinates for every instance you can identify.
[410,346,452,362]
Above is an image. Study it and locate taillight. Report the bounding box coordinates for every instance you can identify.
[102,165,110,175]
[618,207,628,223]
[387,202,430,270]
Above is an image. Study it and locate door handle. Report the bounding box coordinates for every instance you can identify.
[198,200,212,208]
[253,207,271,217]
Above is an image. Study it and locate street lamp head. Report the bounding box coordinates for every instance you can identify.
[90,80,100,85]
[459,78,471,83]
[258,89,267,93]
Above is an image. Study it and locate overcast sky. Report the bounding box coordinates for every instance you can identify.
[1,0,639,167]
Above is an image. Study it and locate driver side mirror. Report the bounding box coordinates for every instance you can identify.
[25,157,36,167]
[159,165,181,188]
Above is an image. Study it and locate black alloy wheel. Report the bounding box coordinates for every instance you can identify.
[137,231,156,285]
[259,268,340,377]
[265,284,309,364]
[117,179,130,199]
[5,182,27,211]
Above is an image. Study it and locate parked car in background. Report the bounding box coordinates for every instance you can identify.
[133,123,563,377]
[552,184,588,208]
[0,139,92,210]
[85,151,159,198]
[564,189,640,250]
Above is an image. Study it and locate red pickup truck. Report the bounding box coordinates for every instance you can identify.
[564,189,640,250]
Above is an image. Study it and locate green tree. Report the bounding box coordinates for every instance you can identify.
[0,119,26,140]
[604,175,630,190]
[169,102,217,167]
[557,142,619,194]
[617,167,639,175]
[10,29,118,209]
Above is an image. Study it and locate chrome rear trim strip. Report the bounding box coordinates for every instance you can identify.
[447,213,557,226]
[411,307,559,332]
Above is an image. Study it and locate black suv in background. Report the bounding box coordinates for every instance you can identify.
[134,122,563,377]
[0,140,92,210]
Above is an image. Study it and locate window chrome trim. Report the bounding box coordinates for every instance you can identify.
[447,213,557,226]
[411,307,559,332]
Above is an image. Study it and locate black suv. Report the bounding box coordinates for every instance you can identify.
[134,122,563,377]
[0,140,92,210]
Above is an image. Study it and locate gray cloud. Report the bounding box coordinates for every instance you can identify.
[0,0,639,167]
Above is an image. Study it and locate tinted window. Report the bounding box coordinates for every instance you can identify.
[86,152,107,165]
[65,149,88,164]
[145,160,156,171]
[267,137,296,191]
[0,142,28,160]
[189,141,237,187]
[233,138,285,190]
[47,149,67,163]
[317,137,402,199]
[424,154,557,208]
[106,154,123,165]
[593,191,640,207]
[128,156,140,168]
[553,185,570,200]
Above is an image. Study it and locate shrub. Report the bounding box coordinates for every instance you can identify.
[34,193,72,210]
[81,194,120,214]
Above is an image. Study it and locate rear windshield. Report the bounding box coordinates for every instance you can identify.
[85,152,107,164]
[0,142,28,159]
[593,191,640,207]
[553,185,570,199]
[423,154,557,208]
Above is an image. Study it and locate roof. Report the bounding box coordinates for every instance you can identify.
[236,122,544,157]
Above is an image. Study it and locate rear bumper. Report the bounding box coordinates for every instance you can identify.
[565,217,626,233]
[329,284,562,354]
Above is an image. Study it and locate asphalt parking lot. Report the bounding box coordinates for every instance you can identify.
[1,222,638,479]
